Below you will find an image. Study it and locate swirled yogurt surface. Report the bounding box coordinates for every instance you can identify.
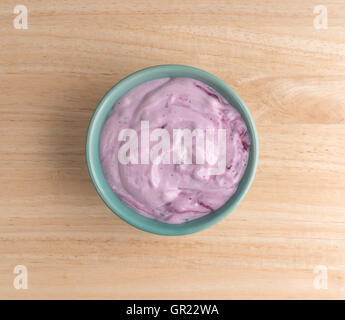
[99,78,250,224]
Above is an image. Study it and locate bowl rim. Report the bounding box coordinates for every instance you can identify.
[86,64,259,236]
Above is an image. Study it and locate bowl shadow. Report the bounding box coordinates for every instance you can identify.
[45,73,143,233]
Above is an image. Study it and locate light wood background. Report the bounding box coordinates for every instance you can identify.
[1,0,345,299]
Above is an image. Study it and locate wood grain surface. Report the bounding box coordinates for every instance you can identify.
[1,0,345,299]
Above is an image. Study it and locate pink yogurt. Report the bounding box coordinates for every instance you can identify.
[99,78,250,224]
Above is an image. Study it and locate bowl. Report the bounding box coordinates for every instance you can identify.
[86,64,258,235]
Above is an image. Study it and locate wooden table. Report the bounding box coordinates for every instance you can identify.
[1,0,345,299]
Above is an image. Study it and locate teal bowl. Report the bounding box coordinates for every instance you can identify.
[86,65,258,235]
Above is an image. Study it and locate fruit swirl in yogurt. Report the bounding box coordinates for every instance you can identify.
[99,78,250,224]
